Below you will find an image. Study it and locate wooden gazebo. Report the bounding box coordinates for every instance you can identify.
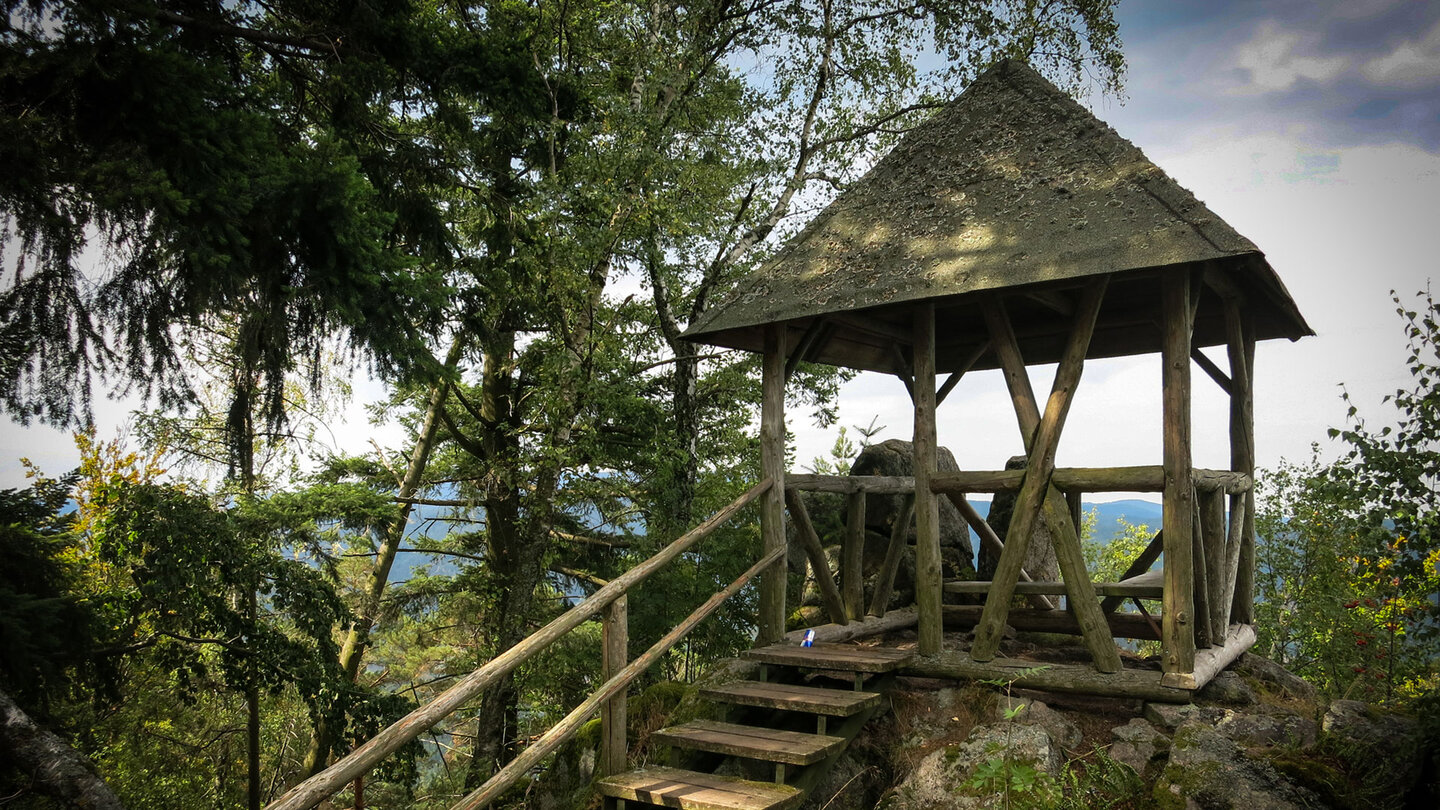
[682,59,1312,694]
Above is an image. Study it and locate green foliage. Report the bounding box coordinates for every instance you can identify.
[1082,510,1160,656]
[1256,288,1440,703]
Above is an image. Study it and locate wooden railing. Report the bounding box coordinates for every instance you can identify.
[787,467,1255,658]
[265,480,775,810]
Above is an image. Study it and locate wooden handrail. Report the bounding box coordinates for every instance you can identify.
[451,545,788,809]
[265,479,773,810]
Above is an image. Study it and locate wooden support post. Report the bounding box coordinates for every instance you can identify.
[868,495,915,618]
[785,488,848,626]
[843,491,866,621]
[1065,490,1084,534]
[601,595,628,776]
[1191,493,1213,648]
[1225,301,1257,625]
[913,304,943,655]
[1201,488,1228,646]
[1162,270,1197,677]
[973,281,1119,672]
[1221,499,1245,630]
[759,324,788,645]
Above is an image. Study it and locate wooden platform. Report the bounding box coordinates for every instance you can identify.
[700,681,881,716]
[596,765,804,810]
[741,642,914,673]
[651,719,844,766]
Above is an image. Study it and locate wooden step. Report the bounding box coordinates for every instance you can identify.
[701,680,881,716]
[742,642,914,673]
[652,719,844,766]
[596,765,804,810]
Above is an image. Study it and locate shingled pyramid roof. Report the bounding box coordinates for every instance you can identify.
[683,59,1311,374]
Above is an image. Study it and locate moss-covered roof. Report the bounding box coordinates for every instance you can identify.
[683,59,1310,373]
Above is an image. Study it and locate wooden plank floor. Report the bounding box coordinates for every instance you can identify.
[741,642,914,673]
[652,720,844,765]
[596,765,804,810]
[700,681,881,716]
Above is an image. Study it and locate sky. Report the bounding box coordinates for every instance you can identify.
[2,0,1438,494]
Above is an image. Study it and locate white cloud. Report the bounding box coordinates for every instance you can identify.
[1231,20,1349,94]
[1361,19,1440,86]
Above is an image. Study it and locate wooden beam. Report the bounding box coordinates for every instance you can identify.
[913,303,943,655]
[1161,270,1197,677]
[944,576,1162,598]
[784,488,848,626]
[1161,624,1257,690]
[784,319,829,383]
[1226,301,1257,625]
[601,595,628,776]
[973,280,1120,672]
[929,467,1247,494]
[1026,288,1076,316]
[907,651,1193,703]
[892,344,915,401]
[935,339,991,407]
[867,495,914,618]
[1191,347,1232,394]
[944,492,1055,610]
[787,609,918,645]
[759,324,788,645]
[942,605,1162,641]
[786,473,914,494]
[830,312,911,344]
[843,491,866,621]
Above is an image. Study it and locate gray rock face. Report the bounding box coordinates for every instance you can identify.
[978,455,1061,582]
[1194,671,1256,706]
[993,696,1082,752]
[1109,718,1170,777]
[886,722,1061,810]
[1143,702,1228,731]
[849,439,977,584]
[1155,721,1321,810]
[1322,700,1424,798]
[1215,711,1317,749]
[1235,653,1317,703]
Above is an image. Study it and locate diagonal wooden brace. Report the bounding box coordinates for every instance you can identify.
[970,280,1121,673]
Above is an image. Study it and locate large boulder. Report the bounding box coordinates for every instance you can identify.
[1154,720,1321,809]
[1320,700,1425,801]
[977,455,1061,582]
[849,439,977,581]
[886,722,1062,809]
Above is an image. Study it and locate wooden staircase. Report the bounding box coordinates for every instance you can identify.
[595,642,913,810]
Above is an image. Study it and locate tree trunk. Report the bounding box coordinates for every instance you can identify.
[301,340,462,776]
[0,688,126,810]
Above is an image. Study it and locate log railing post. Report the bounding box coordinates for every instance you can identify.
[843,489,866,621]
[1161,270,1197,680]
[913,303,943,655]
[600,595,628,776]
[759,324,788,644]
[1225,302,1257,625]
